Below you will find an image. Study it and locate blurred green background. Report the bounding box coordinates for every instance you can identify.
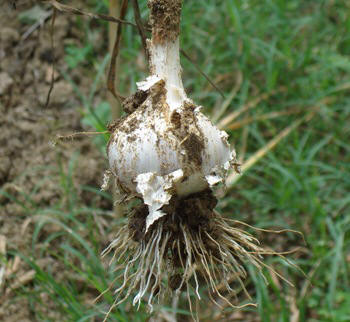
[1,0,350,321]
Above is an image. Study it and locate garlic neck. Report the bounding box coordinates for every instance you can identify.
[149,37,187,111]
[147,0,185,111]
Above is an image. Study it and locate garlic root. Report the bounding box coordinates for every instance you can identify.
[103,190,266,314]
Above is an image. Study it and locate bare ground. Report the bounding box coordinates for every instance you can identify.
[0,2,109,320]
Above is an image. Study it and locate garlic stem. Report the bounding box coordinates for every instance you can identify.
[149,38,186,110]
[147,0,185,111]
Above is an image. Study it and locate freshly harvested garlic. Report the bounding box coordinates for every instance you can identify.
[107,7,236,231]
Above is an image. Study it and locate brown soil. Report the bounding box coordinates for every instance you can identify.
[128,189,217,243]
[0,2,109,320]
[148,0,182,43]
[121,88,149,115]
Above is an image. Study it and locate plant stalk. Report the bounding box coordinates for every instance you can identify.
[147,0,186,111]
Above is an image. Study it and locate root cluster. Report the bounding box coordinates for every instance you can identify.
[101,190,277,316]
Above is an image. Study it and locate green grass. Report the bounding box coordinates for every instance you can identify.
[3,0,350,321]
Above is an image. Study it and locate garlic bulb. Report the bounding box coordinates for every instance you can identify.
[107,9,237,231]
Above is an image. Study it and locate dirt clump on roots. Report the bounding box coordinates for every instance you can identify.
[128,189,217,243]
[102,189,277,316]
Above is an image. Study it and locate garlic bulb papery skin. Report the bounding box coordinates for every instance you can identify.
[107,3,237,231]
